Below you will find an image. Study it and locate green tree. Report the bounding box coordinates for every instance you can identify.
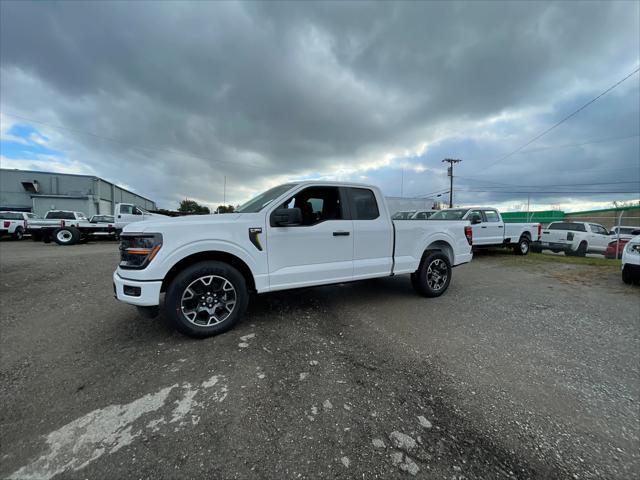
[178,199,210,215]
[216,204,235,213]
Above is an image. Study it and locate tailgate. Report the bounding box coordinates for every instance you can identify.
[540,229,572,244]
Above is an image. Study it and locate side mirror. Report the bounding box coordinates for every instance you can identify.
[272,207,302,226]
[470,216,482,225]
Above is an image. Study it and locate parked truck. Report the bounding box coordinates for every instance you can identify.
[534,221,610,256]
[28,204,167,245]
[113,181,474,338]
[429,207,541,255]
[0,211,35,240]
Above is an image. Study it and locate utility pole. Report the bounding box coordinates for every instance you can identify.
[400,168,405,197]
[442,158,462,208]
[223,176,227,206]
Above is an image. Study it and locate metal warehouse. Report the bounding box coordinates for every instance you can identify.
[0,168,157,217]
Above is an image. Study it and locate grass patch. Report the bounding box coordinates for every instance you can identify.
[477,249,619,268]
[525,252,619,267]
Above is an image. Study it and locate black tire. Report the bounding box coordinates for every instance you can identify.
[411,251,452,298]
[31,231,42,242]
[12,227,24,240]
[514,236,530,256]
[53,226,81,246]
[573,241,587,257]
[164,261,249,338]
[621,266,638,285]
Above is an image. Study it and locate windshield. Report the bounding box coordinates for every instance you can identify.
[429,209,468,220]
[236,183,298,213]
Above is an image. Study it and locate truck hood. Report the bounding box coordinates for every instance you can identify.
[122,213,252,233]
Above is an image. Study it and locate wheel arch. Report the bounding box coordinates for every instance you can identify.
[161,251,256,293]
[423,240,454,265]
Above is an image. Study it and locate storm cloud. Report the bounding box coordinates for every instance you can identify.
[1,0,638,210]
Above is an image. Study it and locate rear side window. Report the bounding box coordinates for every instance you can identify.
[0,212,22,220]
[45,211,75,220]
[548,222,586,232]
[484,210,500,222]
[350,188,379,220]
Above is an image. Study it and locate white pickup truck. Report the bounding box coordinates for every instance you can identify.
[114,181,473,338]
[535,221,610,256]
[429,207,541,255]
[0,211,35,240]
[28,204,166,245]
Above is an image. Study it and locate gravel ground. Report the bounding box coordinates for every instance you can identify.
[0,240,638,479]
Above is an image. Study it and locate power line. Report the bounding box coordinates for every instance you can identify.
[456,178,639,188]
[517,134,639,154]
[475,66,640,173]
[456,189,639,194]
[2,111,267,170]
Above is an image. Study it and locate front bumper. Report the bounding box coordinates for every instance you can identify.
[113,272,162,307]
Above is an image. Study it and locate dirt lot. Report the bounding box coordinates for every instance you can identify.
[1,240,638,479]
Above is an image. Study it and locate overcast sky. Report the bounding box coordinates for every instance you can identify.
[1,0,639,212]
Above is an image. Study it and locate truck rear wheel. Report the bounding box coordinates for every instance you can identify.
[12,227,24,240]
[514,236,530,255]
[53,227,81,246]
[164,261,249,338]
[571,241,587,257]
[411,251,452,298]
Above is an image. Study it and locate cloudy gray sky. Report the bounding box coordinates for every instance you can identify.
[1,0,639,212]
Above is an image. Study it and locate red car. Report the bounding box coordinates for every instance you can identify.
[605,238,630,259]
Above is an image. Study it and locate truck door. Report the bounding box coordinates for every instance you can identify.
[482,209,504,244]
[115,204,142,228]
[348,187,393,280]
[267,186,354,290]
[589,224,609,252]
[468,209,490,245]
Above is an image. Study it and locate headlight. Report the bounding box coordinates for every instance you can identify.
[626,243,640,255]
[119,233,163,269]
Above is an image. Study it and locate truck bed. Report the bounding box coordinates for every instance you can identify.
[392,219,472,274]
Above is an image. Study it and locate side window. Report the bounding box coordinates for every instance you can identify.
[133,207,142,216]
[279,186,343,226]
[415,212,428,220]
[590,224,606,235]
[350,188,379,220]
[120,205,133,215]
[484,210,500,222]
[468,209,483,222]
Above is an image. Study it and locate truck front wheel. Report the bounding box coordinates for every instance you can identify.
[165,261,249,338]
[411,251,452,298]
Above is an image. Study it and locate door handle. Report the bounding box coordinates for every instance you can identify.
[498,226,503,228]
[333,231,350,236]
[481,226,487,229]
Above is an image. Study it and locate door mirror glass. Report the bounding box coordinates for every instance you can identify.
[273,207,302,226]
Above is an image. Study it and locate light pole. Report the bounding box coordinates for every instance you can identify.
[442,158,462,208]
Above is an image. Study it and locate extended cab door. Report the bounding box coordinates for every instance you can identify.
[348,187,393,280]
[482,209,504,244]
[266,186,354,290]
